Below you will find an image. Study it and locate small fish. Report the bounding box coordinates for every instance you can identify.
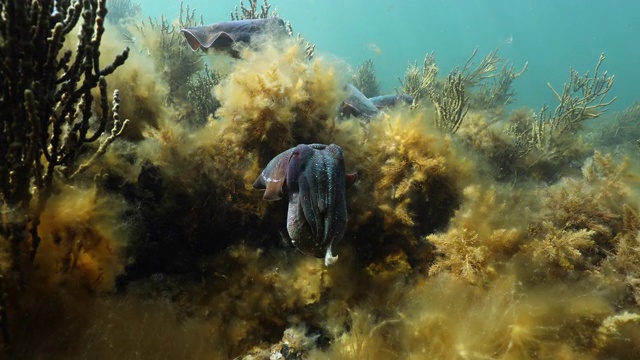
[505,34,514,45]
[366,42,383,55]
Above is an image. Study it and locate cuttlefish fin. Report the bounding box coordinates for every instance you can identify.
[180,28,234,51]
[181,30,203,51]
[252,149,295,201]
[263,178,285,201]
[252,172,286,201]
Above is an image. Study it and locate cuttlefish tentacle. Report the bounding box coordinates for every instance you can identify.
[253,143,355,266]
[307,144,347,264]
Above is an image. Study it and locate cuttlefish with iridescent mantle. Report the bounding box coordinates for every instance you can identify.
[253,144,357,266]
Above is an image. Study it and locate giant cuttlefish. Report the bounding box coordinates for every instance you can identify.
[340,84,414,121]
[180,17,287,58]
[253,144,357,266]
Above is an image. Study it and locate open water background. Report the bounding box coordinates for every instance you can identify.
[137,0,640,111]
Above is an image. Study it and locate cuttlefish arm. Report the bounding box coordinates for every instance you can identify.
[181,17,286,53]
[253,144,357,266]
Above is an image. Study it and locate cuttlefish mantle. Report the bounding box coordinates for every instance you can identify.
[253,144,357,266]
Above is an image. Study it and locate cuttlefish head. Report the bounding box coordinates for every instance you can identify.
[253,144,357,266]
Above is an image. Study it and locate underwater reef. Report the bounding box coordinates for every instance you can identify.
[1,0,640,359]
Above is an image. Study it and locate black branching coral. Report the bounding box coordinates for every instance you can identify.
[0,0,128,345]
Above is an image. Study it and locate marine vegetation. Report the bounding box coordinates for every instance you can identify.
[2,0,640,358]
[129,2,205,105]
[431,70,469,134]
[398,52,438,104]
[231,0,275,20]
[114,2,222,128]
[230,0,316,59]
[471,60,528,109]
[598,100,640,147]
[185,64,223,125]
[399,48,526,135]
[532,53,615,158]
[452,53,615,183]
[351,58,381,98]
[108,0,141,24]
[0,0,129,349]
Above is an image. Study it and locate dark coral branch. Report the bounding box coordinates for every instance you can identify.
[0,2,129,349]
[0,275,9,345]
[70,89,129,179]
[0,0,128,292]
[84,77,110,143]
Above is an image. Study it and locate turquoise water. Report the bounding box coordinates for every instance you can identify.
[137,0,638,111]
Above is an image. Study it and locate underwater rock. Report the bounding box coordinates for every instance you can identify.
[253,144,357,266]
[180,17,287,57]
